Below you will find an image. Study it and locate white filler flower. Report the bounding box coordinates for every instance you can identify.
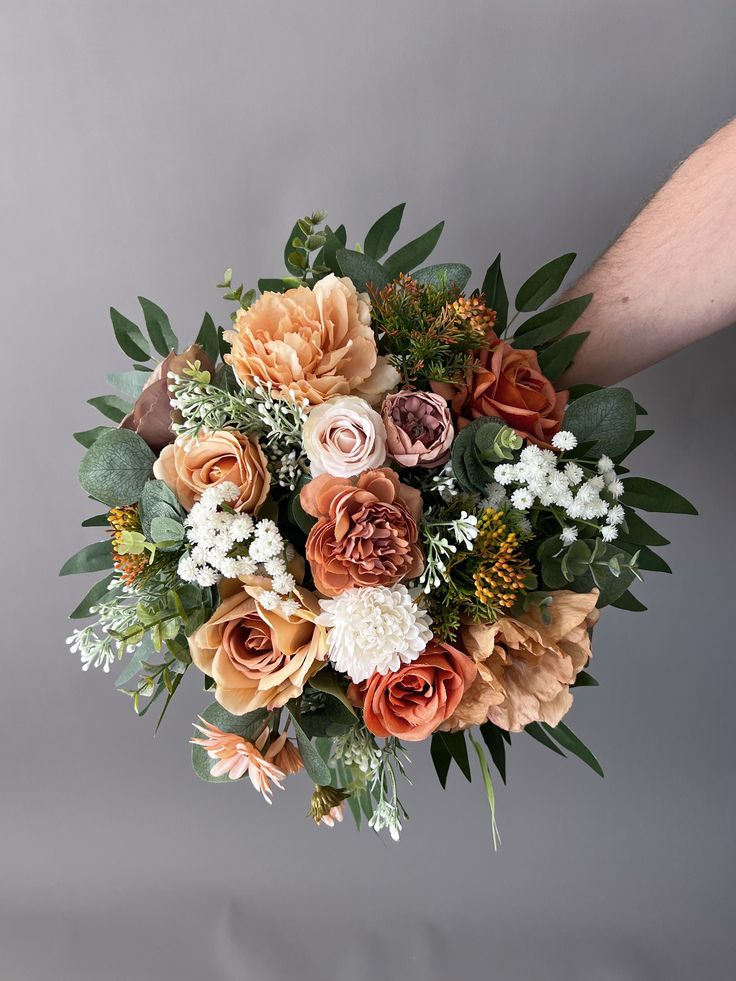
[316,584,433,684]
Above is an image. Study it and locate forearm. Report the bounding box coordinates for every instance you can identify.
[558,116,736,387]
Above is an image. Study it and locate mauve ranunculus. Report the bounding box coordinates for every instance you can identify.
[381,390,454,468]
[154,429,270,512]
[349,639,477,741]
[120,344,214,453]
[188,583,326,715]
[437,336,568,448]
[300,468,424,597]
[303,395,387,478]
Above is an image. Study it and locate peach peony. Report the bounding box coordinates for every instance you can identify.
[444,590,599,733]
[153,429,270,512]
[300,468,424,596]
[188,583,326,715]
[437,336,568,447]
[349,639,477,741]
[224,274,385,406]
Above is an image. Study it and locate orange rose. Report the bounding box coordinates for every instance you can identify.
[349,640,477,741]
[300,468,424,596]
[223,274,383,407]
[153,429,270,512]
[188,584,326,715]
[439,336,568,447]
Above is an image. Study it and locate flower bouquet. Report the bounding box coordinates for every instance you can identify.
[63,206,695,841]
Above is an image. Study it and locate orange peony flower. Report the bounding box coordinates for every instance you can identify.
[300,468,424,596]
[223,274,384,407]
[349,639,477,741]
[153,429,270,512]
[444,590,599,733]
[437,335,568,447]
[188,584,326,715]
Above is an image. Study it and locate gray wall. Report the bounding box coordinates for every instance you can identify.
[2,2,735,978]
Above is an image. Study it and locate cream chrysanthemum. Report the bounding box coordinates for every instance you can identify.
[316,585,433,683]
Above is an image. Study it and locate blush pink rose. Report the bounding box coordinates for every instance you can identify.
[303,396,387,478]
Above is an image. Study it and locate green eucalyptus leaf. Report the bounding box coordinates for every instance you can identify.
[411,263,471,292]
[107,368,152,399]
[150,515,185,544]
[309,667,357,717]
[138,297,178,356]
[74,426,111,448]
[515,253,576,312]
[481,254,509,333]
[110,307,151,362]
[87,395,132,423]
[60,540,114,576]
[563,387,637,458]
[139,479,184,538]
[284,221,306,276]
[287,708,332,785]
[195,312,219,364]
[78,429,156,507]
[382,221,445,279]
[115,634,155,688]
[364,203,405,259]
[258,279,290,294]
[335,249,388,293]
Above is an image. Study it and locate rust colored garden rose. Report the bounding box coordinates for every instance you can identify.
[444,590,599,733]
[223,274,383,406]
[300,468,424,596]
[349,640,477,741]
[381,390,454,468]
[120,344,214,453]
[438,336,568,447]
[188,584,326,715]
[153,429,270,512]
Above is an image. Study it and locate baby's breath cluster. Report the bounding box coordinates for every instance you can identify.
[417,509,479,593]
[178,482,300,615]
[492,433,625,543]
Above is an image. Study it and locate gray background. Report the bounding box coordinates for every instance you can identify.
[2,1,735,978]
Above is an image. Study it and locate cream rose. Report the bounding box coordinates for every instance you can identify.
[303,396,387,477]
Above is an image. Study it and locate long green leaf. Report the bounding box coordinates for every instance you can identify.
[110,307,151,362]
[525,721,566,756]
[469,735,500,850]
[542,721,604,777]
[195,312,219,364]
[430,732,452,788]
[335,249,388,293]
[437,730,472,782]
[480,722,507,784]
[288,708,332,785]
[610,590,648,612]
[563,387,637,458]
[107,368,151,399]
[59,540,114,576]
[69,573,116,619]
[515,253,576,312]
[382,221,444,279]
[537,331,588,381]
[621,509,670,546]
[139,297,178,356]
[81,513,110,527]
[512,294,592,347]
[364,203,405,260]
[622,478,697,515]
[481,254,509,333]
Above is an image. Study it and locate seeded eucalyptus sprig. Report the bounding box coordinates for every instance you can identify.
[284,210,330,285]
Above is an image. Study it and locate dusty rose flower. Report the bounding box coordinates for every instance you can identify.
[120,344,214,453]
[187,584,326,714]
[223,274,386,406]
[444,590,599,733]
[300,468,424,596]
[153,429,270,512]
[303,395,387,477]
[349,639,477,741]
[381,390,454,468]
[437,336,568,448]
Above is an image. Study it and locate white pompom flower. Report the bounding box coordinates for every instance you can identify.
[316,585,433,684]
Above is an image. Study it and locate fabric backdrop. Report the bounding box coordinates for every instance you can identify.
[2,2,735,978]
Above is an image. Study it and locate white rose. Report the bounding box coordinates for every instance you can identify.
[303,396,387,478]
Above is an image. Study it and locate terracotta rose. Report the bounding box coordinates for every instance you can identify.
[437,335,568,447]
[444,590,599,733]
[154,429,270,512]
[224,274,393,407]
[188,583,326,715]
[300,468,424,596]
[349,640,477,741]
[120,344,214,453]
